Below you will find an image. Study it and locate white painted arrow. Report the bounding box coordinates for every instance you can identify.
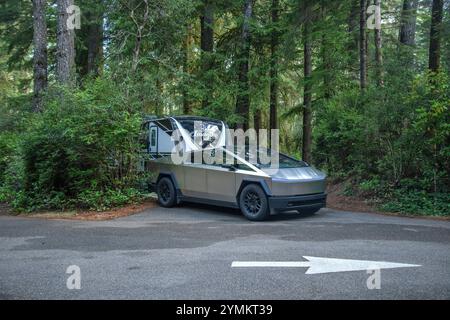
[231,256,421,274]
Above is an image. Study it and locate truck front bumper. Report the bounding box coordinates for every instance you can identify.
[268,193,327,214]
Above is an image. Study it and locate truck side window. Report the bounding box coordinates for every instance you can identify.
[150,127,157,147]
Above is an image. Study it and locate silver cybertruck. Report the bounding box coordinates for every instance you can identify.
[142,116,327,221]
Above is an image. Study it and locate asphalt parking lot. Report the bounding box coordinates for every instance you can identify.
[0,204,449,300]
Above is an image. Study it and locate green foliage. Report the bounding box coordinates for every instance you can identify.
[0,0,33,69]
[0,150,24,205]
[314,71,450,216]
[313,89,371,178]
[380,190,450,217]
[0,0,449,217]
[354,177,449,216]
[408,72,450,180]
[3,79,149,212]
[75,188,146,212]
[0,133,15,184]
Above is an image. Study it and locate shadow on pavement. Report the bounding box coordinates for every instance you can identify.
[179,201,322,222]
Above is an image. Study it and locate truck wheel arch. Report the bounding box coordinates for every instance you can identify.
[236,180,272,203]
[157,173,182,203]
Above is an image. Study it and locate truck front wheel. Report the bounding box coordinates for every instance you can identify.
[239,184,270,221]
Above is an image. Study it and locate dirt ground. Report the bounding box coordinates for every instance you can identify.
[326,183,378,213]
[0,203,11,216]
[0,200,157,221]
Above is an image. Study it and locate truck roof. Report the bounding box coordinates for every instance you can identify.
[144,115,222,123]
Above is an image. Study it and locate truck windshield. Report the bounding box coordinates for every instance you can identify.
[232,146,308,169]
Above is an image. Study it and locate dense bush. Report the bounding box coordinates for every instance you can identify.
[1,79,149,212]
[380,190,450,217]
[0,134,14,185]
[313,89,374,178]
[314,71,450,216]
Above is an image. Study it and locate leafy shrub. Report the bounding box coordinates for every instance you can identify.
[405,71,450,192]
[0,155,23,203]
[0,133,22,205]
[380,190,450,217]
[314,71,449,216]
[7,79,149,212]
[75,188,145,211]
[314,88,379,179]
[0,134,12,184]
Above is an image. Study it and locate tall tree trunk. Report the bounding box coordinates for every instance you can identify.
[155,71,163,116]
[374,0,383,87]
[429,0,444,72]
[56,0,75,85]
[183,24,193,114]
[200,1,214,58]
[321,36,332,99]
[254,109,261,135]
[235,0,252,130]
[347,0,360,81]
[359,0,367,90]
[86,14,103,76]
[200,0,214,110]
[349,0,360,34]
[32,0,48,112]
[321,2,333,99]
[399,0,419,46]
[76,2,103,79]
[131,0,150,73]
[269,0,279,133]
[302,18,313,164]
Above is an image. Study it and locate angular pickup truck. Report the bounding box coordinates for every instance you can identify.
[143,116,327,221]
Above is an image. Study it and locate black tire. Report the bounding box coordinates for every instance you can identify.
[156,177,177,208]
[239,184,270,221]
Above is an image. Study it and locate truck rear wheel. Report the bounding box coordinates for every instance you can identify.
[157,177,177,208]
